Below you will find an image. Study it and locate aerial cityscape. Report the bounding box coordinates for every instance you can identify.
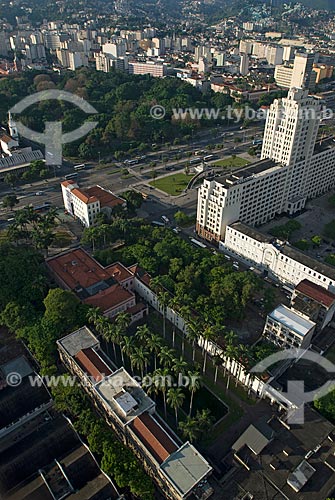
[1,0,335,499]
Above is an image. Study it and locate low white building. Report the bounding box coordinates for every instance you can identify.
[128,61,166,77]
[222,222,335,292]
[61,181,126,227]
[263,304,316,349]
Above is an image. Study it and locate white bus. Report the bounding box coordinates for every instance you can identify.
[73,163,86,171]
[65,173,78,180]
[203,154,214,162]
[190,238,207,249]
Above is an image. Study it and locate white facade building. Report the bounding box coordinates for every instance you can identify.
[274,64,294,88]
[128,61,166,77]
[61,181,125,227]
[222,222,335,292]
[274,53,316,90]
[196,88,335,241]
[239,53,249,76]
[263,304,316,349]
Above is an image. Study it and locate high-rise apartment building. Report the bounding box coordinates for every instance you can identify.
[239,53,249,76]
[291,53,316,90]
[196,88,335,241]
[274,53,316,90]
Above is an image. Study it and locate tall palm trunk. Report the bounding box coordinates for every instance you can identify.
[163,310,166,339]
[203,351,207,374]
[189,390,194,417]
[163,392,167,419]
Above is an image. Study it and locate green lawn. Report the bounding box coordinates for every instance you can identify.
[214,156,250,168]
[149,173,194,195]
[326,346,335,364]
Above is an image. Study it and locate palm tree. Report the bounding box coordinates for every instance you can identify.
[147,333,163,371]
[172,356,188,377]
[158,291,170,340]
[185,319,200,362]
[169,296,180,348]
[135,324,151,343]
[130,347,150,379]
[236,344,251,386]
[145,372,160,400]
[179,416,200,443]
[222,330,238,377]
[114,312,130,365]
[158,346,175,369]
[179,305,192,356]
[115,312,130,332]
[153,368,171,419]
[167,388,185,427]
[225,342,239,390]
[104,322,119,361]
[212,354,223,384]
[196,408,214,434]
[201,324,218,374]
[188,370,202,417]
[86,307,102,329]
[120,336,134,371]
[150,276,163,295]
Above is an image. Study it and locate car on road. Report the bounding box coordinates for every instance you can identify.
[172,227,181,233]
[35,191,43,196]
[161,215,170,224]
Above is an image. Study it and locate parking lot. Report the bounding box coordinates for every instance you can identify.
[262,190,335,262]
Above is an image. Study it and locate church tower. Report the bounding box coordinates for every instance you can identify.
[8,112,19,141]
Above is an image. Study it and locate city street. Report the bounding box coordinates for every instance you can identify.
[0,122,264,227]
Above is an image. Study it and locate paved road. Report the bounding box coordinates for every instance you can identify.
[0,122,264,226]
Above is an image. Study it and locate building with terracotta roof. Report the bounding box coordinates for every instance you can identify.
[57,327,213,500]
[61,181,126,227]
[46,248,148,321]
[291,279,335,331]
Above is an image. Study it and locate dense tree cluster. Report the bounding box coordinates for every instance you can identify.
[0,68,233,160]
[93,221,261,325]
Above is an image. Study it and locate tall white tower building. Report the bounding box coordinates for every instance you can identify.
[196,88,335,241]
[261,88,320,166]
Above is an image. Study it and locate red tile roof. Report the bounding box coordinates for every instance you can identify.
[75,347,112,381]
[128,264,151,286]
[85,186,125,209]
[105,263,133,282]
[83,283,134,312]
[131,413,178,464]
[47,249,131,290]
[295,279,335,308]
[61,180,76,188]
[71,188,98,205]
